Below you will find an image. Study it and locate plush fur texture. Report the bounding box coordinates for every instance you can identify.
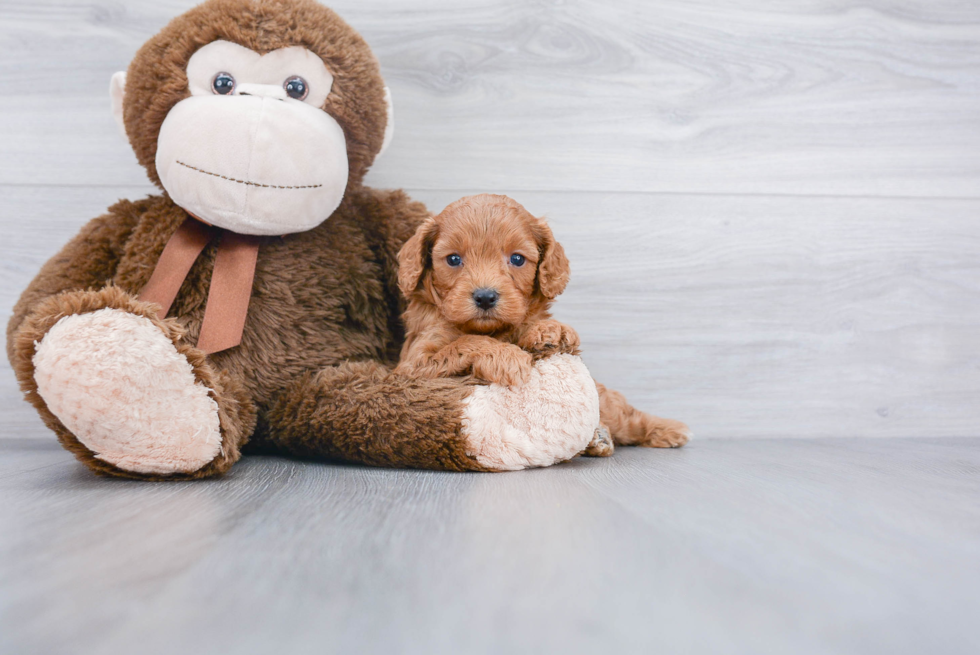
[395,194,691,451]
[123,0,387,191]
[264,360,489,471]
[7,1,601,478]
[462,354,600,470]
[10,286,254,480]
[34,308,223,474]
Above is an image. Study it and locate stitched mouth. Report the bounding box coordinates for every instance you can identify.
[176,161,322,190]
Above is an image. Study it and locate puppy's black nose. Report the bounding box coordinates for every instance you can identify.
[473,288,499,310]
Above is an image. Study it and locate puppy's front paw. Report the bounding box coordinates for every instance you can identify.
[520,320,581,359]
[471,345,534,387]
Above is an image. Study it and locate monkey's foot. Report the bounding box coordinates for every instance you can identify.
[462,354,601,470]
[33,308,222,474]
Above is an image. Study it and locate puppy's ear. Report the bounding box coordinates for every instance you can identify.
[530,217,570,299]
[397,217,440,298]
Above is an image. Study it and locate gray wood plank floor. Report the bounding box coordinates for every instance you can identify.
[2,438,978,654]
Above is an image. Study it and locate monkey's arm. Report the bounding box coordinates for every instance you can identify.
[266,361,491,471]
[266,355,597,472]
[6,200,141,361]
[359,188,432,363]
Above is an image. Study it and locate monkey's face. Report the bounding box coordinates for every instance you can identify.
[114,0,393,237]
[153,41,347,236]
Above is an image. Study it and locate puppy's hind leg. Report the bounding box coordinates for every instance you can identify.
[582,423,615,457]
[596,382,691,448]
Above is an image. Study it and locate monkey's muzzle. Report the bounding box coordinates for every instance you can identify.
[155,94,349,236]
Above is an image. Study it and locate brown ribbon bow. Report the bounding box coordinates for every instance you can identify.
[140,216,261,355]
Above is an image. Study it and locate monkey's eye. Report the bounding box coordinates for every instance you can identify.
[211,72,236,95]
[446,254,463,267]
[509,253,526,267]
[284,76,309,100]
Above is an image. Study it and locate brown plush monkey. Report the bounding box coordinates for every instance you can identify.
[6,0,601,479]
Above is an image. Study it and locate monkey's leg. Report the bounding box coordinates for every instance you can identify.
[595,382,691,448]
[11,286,256,480]
[266,355,602,472]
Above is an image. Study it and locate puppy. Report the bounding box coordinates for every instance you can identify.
[395,194,690,454]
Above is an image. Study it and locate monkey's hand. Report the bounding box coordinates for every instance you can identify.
[518,320,581,360]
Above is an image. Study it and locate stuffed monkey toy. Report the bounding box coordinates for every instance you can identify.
[6,0,601,479]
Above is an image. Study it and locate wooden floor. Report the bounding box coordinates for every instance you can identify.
[1,438,978,654]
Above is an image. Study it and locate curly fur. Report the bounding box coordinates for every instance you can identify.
[395,194,691,450]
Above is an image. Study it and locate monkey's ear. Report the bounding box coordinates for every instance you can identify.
[109,71,127,139]
[397,217,439,298]
[378,86,394,158]
[531,217,570,299]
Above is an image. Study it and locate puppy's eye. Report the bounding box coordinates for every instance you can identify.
[446,254,463,267]
[284,76,309,101]
[212,72,236,95]
[509,253,526,267]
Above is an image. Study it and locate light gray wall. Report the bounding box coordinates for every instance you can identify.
[1,0,978,438]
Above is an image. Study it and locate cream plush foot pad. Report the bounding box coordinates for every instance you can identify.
[462,354,600,470]
[33,308,221,474]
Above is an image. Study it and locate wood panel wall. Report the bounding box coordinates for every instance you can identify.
[2,0,978,438]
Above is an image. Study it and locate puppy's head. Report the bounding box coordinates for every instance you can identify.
[398,194,570,333]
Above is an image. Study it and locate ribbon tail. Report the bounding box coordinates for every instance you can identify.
[196,232,261,355]
[139,217,215,316]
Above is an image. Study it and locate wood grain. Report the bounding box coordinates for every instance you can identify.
[2,1,976,437]
[1,438,978,654]
[2,186,978,439]
[419,190,980,438]
[0,0,978,195]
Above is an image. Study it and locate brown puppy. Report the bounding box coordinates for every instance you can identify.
[395,194,690,454]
